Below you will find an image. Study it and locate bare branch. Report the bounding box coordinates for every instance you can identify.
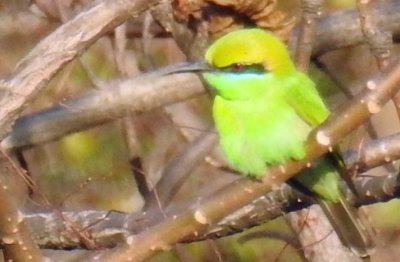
[1,72,205,150]
[22,171,399,249]
[144,131,217,210]
[311,1,400,56]
[0,0,158,140]
[294,0,324,72]
[0,153,43,261]
[151,1,195,57]
[356,0,392,70]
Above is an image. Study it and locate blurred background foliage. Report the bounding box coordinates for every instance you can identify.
[1,0,400,261]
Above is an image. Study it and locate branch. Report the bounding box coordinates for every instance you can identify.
[22,170,400,249]
[151,1,195,57]
[294,0,324,72]
[144,131,217,211]
[311,1,400,56]
[356,0,392,69]
[0,153,43,261]
[0,0,158,140]
[1,71,205,150]
[8,132,398,249]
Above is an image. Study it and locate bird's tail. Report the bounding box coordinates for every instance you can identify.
[294,154,375,259]
[317,194,375,259]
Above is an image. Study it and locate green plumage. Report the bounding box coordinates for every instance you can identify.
[202,28,373,257]
[209,73,311,173]
[204,29,338,201]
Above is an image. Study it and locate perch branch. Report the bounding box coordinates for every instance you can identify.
[23,169,400,249]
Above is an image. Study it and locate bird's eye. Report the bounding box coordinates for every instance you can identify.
[231,63,244,71]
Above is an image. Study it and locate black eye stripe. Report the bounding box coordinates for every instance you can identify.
[221,63,266,73]
[231,63,244,71]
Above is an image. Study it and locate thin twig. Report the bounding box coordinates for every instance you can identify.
[114,23,129,76]
[356,0,392,70]
[144,131,217,211]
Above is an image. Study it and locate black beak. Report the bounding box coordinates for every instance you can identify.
[165,61,214,75]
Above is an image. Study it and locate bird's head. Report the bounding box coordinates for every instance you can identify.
[167,29,296,100]
[205,28,295,74]
[201,29,296,100]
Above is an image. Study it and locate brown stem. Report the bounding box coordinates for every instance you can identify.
[294,0,325,72]
[0,151,43,262]
[356,0,392,70]
[1,72,205,150]
[144,131,217,211]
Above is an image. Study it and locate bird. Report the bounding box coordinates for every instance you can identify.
[200,28,374,257]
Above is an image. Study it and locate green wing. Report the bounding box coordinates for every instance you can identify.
[284,72,329,127]
[283,71,339,201]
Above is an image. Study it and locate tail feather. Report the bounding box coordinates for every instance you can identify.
[327,149,359,196]
[317,194,375,258]
[295,153,375,258]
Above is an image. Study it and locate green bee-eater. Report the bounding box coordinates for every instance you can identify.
[199,28,373,257]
